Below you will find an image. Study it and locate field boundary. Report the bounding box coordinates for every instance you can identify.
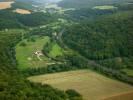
[102,91,133,100]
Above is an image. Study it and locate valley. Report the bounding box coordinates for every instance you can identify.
[0,0,133,100]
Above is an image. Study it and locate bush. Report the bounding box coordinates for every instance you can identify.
[19,42,27,46]
[66,89,82,100]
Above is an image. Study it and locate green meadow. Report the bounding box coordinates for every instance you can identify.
[16,35,64,70]
[16,36,50,69]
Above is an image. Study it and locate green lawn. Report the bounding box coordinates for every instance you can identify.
[49,42,63,58]
[16,36,51,70]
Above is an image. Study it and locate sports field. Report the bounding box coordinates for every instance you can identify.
[28,70,133,100]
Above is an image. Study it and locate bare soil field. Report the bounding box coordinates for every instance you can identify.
[28,70,133,100]
[0,1,14,10]
[13,8,31,14]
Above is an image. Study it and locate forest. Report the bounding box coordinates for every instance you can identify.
[62,9,133,84]
[0,9,59,30]
[58,0,133,8]
[0,0,133,99]
[0,6,82,100]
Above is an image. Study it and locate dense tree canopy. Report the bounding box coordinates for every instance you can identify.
[63,11,133,60]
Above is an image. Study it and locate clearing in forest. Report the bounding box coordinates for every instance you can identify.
[93,5,117,10]
[0,1,14,10]
[28,70,133,100]
[49,42,63,58]
[16,36,64,70]
[13,8,31,14]
[16,36,51,69]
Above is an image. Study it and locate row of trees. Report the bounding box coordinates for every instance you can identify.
[22,51,133,85]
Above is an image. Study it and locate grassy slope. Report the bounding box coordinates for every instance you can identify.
[49,42,63,58]
[16,36,50,69]
[28,70,133,100]
[16,36,64,70]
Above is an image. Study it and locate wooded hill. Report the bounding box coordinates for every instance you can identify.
[58,0,133,8]
[62,10,133,83]
[0,9,58,30]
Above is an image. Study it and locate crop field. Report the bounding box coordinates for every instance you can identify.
[93,5,117,10]
[13,8,31,14]
[16,36,52,69]
[103,91,133,100]
[0,1,14,10]
[28,70,133,100]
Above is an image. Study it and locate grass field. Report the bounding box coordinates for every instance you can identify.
[16,36,52,69]
[28,70,133,100]
[16,35,65,69]
[93,5,117,10]
[49,42,63,58]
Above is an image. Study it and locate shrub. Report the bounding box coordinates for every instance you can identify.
[19,42,26,46]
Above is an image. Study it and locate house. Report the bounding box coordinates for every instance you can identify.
[34,51,43,56]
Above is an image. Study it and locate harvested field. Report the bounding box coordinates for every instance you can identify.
[13,8,31,14]
[28,70,133,100]
[93,5,117,10]
[0,1,14,10]
[103,91,133,100]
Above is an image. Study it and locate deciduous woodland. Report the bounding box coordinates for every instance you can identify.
[0,0,133,100]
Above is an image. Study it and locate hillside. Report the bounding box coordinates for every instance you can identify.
[0,0,133,100]
[0,3,81,99]
[62,10,133,83]
[58,0,133,8]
